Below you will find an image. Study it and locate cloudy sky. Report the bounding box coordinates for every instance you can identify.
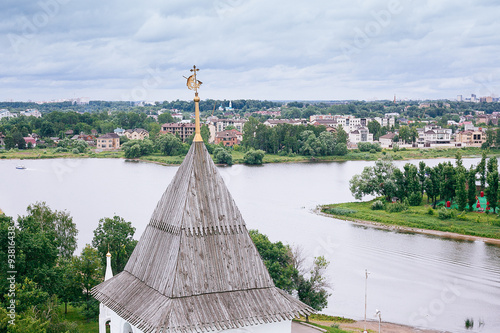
[1,0,499,102]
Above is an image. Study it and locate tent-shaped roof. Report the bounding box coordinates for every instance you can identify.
[91,141,313,333]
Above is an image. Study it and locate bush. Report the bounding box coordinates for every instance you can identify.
[438,207,455,220]
[214,147,233,165]
[54,147,68,153]
[243,149,265,165]
[324,207,357,215]
[371,200,385,210]
[427,208,434,215]
[71,148,79,154]
[385,201,408,213]
[369,149,376,154]
[408,193,422,206]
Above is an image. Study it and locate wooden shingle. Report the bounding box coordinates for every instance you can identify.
[91,141,313,332]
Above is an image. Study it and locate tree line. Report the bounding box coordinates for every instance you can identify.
[0,203,330,331]
[350,152,499,212]
[241,117,348,157]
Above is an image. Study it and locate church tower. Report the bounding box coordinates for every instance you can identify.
[92,67,313,333]
[98,252,115,333]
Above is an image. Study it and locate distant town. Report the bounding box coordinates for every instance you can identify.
[1,94,500,157]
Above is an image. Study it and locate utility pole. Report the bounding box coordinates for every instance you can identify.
[364,269,370,333]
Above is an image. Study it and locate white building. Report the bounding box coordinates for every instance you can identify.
[373,116,395,128]
[207,117,247,143]
[349,126,373,144]
[417,126,452,144]
[20,109,42,118]
[0,110,17,119]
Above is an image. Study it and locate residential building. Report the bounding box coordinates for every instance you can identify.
[417,126,452,144]
[206,117,247,143]
[373,116,396,128]
[97,133,120,150]
[309,114,334,122]
[114,128,125,136]
[349,127,373,144]
[160,123,195,142]
[310,119,338,128]
[456,129,485,147]
[23,137,36,148]
[20,109,42,118]
[124,128,149,140]
[0,110,17,119]
[379,132,397,147]
[263,119,306,128]
[215,129,242,147]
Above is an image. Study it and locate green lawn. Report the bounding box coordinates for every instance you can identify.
[322,198,500,240]
[294,314,356,333]
[60,305,98,333]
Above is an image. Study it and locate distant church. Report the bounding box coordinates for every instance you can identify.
[92,68,312,333]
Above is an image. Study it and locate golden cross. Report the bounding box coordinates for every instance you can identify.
[186,65,202,93]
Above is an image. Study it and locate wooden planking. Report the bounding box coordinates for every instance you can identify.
[92,271,313,333]
[91,141,315,333]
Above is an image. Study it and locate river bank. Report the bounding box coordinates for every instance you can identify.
[295,315,452,333]
[1,146,499,165]
[318,201,500,245]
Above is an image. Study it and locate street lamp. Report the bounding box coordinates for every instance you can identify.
[375,309,382,333]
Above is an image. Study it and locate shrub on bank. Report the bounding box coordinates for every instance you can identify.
[371,200,385,210]
[385,200,408,213]
[324,207,357,216]
[438,207,455,220]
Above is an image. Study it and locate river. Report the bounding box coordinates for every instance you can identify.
[0,157,499,333]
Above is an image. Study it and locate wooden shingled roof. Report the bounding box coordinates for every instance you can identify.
[91,141,313,333]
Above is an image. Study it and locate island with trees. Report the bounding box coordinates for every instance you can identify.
[321,152,500,243]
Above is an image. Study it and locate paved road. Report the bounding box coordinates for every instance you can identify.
[291,322,323,333]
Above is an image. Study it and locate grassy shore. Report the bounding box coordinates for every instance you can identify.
[321,198,500,241]
[294,314,355,333]
[1,146,499,165]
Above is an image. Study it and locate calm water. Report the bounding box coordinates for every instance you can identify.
[1,157,499,333]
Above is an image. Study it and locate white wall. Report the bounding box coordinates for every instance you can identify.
[107,311,291,333]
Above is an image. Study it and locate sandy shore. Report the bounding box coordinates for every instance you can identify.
[315,209,500,246]
[338,319,451,333]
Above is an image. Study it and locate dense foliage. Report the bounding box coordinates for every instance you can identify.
[350,153,500,211]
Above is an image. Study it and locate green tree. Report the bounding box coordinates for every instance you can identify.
[349,157,396,200]
[158,113,175,124]
[467,166,477,212]
[213,147,233,165]
[243,149,265,165]
[367,120,381,140]
[486,170,499,213]
[297,256,330,322]
[299,131,321,157]
[92,216,137,274]
[399,126,410,144]
[73,245,103,320]
[486,157,499,213]
[17,202,77,259]
[155,133,183,156]
[441,164,456,202]
[477,151,487,190]
[424,166,441,208]
[455,168,467,211]
[249,230,298,293]
[418,161,427,195]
